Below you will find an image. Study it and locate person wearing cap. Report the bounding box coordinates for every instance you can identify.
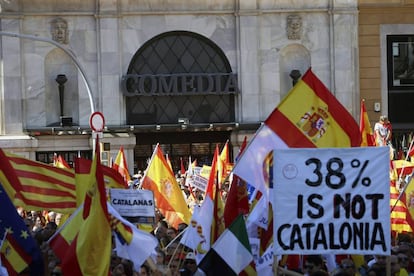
[179,252,205,276]
[374,115,392,147]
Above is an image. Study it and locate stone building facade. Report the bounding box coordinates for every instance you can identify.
[359,0,414,153]
[0,0,359,172]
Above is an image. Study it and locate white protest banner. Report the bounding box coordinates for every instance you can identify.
[110,189,155,218]
[192,175,208,192]
[272,147,390,255]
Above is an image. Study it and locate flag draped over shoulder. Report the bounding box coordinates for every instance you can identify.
[199,215,253,276]
[140,144,191,228]
[0,149,77,213]
[49,140,112,276]
[0,185,44,276]
[233,68,361,200]
[112,146,131,184]
[359,99,375,147]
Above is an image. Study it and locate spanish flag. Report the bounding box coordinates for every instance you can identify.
[75,158,127,206]
[49,139,112,275]
[53,154,71,169]
[141,144,191,228]
[112,146,131,184]
[233,68,361,199]
[359,99,375,147]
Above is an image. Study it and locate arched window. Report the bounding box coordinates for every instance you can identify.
[124,31,237,125]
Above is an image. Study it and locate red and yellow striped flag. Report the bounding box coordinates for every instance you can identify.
[141,144,191,228]
[50,139,112,275]
[112,146,131,184]
[0,149,77,213]
[218,140,230,187]
[359,99,375,147]
[53,154,71,169]
[75,158,127,206]
[233,68,361,199]
[390,160,414,233]
[211,145,226,243]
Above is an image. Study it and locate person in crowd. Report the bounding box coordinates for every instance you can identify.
[139,263,151,276]
[368,255,387,270]
[167,227,178,241]
[166,258,182,276]
[154,248,168,274]
[55,212,63,227]
[339,258,360,276]
[374,115,392,146]
[394,244,414,275]
[112,259,134,276]
[303,255,326,276]
[179,252,205,276]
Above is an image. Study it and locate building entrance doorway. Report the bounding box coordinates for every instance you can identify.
[133,131,231,174]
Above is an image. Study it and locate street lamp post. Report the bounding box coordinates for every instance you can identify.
[0,31,98,153]
[0,31,95,113]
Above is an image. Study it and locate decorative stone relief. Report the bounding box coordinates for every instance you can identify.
[50,17,69,44]
[287,14,302,40]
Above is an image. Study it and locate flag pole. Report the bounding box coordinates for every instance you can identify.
[138,143,160,189]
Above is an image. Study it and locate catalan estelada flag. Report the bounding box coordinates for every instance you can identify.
[112,146,131,184]
[359,99,375,147]
[141,144,191,228]
[0,149,77,214]
[0,184,44,275]
[49,139,112,275]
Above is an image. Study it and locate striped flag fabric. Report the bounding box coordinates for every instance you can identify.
[0,149,77,214]
[140,144,191,229]
[218,140,230,187]
[180,157,186,175]
[181,147,218,263]
[211,145,225,243]
[50,139,112,275]
[108,204,159,272]
[390,159,414,233]
[166,153,173,172]
[359,99,375,147]
[233,68,361,201]
[199,215,253,276]
[53,154,71,169]
[112,146,131,184]
[75,158,127,206]
[0,185,44,276]
[232,69,361,229]
[223,136,249,228]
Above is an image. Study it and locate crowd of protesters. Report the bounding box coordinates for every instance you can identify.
[13,168,414,276]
